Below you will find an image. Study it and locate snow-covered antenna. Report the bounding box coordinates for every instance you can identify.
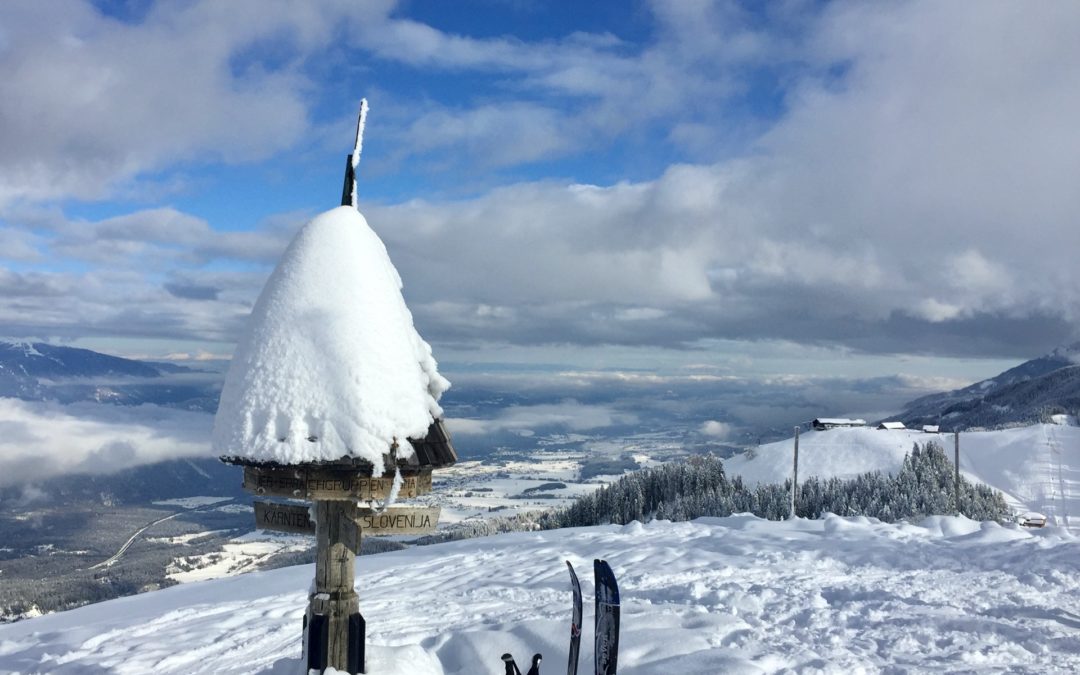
[340,98,369,209]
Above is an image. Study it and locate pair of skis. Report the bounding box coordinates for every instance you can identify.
[568,559,620,675]
[502,559,620,675]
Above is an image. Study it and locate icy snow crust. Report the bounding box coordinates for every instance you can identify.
[213,206,448,469]
[1,516,1078,673]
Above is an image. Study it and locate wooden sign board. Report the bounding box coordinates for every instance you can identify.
[254,501,440,537]
[254,500,315,535]
[356,506,440,536]
[243,466,432,501]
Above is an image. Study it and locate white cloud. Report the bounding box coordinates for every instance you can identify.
[700,420,733,439]
[163,350,231,362]
[446,400,633,437]
[613,307,668,321]
[367,1,1080,352]
[0,227,43,262]
[369,166,727,309]
[0,398,212,486]
[392,103,581,169]
[1,0,782,204]
[913,298,963,323]
[0,1,392,205]
[2,1,1079,359]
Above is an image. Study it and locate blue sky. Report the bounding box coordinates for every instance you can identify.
[2,0,1080,417]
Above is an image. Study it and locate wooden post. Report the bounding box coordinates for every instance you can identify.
[790,426,800,519]
[305,500,365,674]
[954,431,961,516]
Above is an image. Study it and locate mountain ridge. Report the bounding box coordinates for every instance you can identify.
[0,341,216,411]
[895,342,1080,430]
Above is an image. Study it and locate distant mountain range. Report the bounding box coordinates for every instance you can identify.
[897,343,1080,430]
[0,341,236,505]
[0,456,245,506]
[0,341,219,412]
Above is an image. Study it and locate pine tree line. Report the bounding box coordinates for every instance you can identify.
[541,441,1011,528]
[413,510,547,545]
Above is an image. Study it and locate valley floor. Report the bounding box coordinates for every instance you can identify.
[0,515,1078,674]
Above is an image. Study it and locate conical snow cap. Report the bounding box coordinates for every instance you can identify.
[213,206,449,471]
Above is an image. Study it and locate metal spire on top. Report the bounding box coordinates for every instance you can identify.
[340,99,369,208]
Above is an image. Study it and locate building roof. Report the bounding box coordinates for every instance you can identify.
[878,421,906,430]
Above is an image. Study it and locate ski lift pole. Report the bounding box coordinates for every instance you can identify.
[790,426,800,519]
[954,431,961,516]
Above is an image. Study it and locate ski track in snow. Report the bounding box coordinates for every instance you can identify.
[1,515,1078,674]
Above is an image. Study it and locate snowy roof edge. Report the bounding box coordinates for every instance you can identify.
[219,419,457,472]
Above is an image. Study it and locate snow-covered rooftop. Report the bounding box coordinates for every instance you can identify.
[812,418,866,426]
[213,206,449,470]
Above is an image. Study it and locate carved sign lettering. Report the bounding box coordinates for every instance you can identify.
[254,502,440,537]
[356,506,440,536]
[254,500,315,535]
[242,466,433,501]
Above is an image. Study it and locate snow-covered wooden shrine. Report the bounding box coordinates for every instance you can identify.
[214,100,456,675]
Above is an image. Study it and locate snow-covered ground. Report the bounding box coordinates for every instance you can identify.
[726,424,1080,531]
[166,531,312,583]
[146,530,230,546]
[428,454,601,524]
[1,515,1077,674]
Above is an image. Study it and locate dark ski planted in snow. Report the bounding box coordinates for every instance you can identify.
[567,561,583,675]
[594,559,620,675]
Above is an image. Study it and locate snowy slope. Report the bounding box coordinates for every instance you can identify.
[725,424,1080,530]
[1,516,1078,674]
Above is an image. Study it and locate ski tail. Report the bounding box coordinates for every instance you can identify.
[567,561,583,675]
[526,653,543,675]
[594,559,620,675]
[502,652,523,675]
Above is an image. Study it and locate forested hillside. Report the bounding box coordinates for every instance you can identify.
[545,442,1010,528]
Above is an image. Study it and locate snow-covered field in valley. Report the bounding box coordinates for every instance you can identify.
[427,455,606,524]
[1,515,1077,674]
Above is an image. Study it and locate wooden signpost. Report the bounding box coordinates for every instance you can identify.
[254,501,441,537]
[237,463,451,675]
[244,466,433,501]
[220,103,458,675]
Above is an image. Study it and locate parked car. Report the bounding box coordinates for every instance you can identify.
[1017,512,1048,528]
